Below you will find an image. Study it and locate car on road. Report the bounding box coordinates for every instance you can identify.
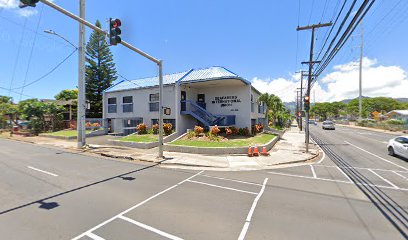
[309,120,317,125]
[387,136,408,158]
[322,121,335,130]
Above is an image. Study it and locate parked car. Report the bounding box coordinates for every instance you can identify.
[322,121,335,130]
[387,136,408,159]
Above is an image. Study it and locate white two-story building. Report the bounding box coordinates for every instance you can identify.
[103,66,266,135]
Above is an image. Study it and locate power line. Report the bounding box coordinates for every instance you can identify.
[11,48,77,90]
[8,18,27,96]
[19,4,44,101]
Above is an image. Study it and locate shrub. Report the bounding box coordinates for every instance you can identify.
[230,126,239,135]
[242,127,250,136]
[225,127,232,136]
[85,122,92,127]
[163,123,173,135]
[385,119,405,125]
[152,124,159,134]
[206,131,221,141]
[136,123,147,134]
[211,125,220,135]
[254,124,264,133]
[194,125,204,135]
[187,131,196,139]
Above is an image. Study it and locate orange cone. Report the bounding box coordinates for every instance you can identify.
[253,146,259,156]
[247,146,253,157]
[261,146,269,156]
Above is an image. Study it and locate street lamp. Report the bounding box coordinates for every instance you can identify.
[44,29,85,148]
[44,29,78,49]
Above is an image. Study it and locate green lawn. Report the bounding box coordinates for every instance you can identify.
[43,130,91,137]
[118,134,158,143]
[170,133,276,147]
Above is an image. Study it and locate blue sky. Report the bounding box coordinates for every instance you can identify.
[0,0,407,102]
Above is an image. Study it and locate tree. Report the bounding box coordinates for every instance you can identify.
[85,20,117,118]
[258,93,288,127]
[55,89,78,101]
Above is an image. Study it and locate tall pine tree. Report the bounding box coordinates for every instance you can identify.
[85,20,117,118]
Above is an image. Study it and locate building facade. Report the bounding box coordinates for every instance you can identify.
[103,67,265,135]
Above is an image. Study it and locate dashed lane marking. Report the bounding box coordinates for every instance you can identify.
[27,166,58,177]
[344,141,408,171]
[393,171,408,181]
[336,166,353,183]
[267,171,408,192]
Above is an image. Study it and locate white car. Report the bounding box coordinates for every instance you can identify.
[322,121,335,130]
[387,136,408,159]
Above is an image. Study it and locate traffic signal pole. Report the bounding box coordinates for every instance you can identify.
[33,0,165,158]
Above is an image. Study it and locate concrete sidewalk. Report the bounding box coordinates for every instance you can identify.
[1,127,321,171]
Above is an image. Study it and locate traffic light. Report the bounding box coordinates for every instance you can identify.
[304,95,310,111]
[19,0,39,8]
[109,18,122,45]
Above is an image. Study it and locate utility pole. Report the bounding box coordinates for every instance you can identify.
[297,22,332,152]
[358,22,363,121]
[296,90,300,127]
[77,0,86,148]
[297,87,304,131]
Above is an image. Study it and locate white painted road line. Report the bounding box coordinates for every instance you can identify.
[368,169,399,189]
[187,180,258,195]
[118,215,183,240]
[267,171,408,192]
[336,166,353,183]
[310,165,317,178]
[238,178,268,240]
[393,171,408,181]
[313,164,408,173]
[27,166,58,177]
[317,148,326,164]
[200,174,263,186]
[71,170,204,240]
[344,141,408,171]
[86,232,105,240]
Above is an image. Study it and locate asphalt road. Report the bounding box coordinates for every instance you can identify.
[0,126,407,240]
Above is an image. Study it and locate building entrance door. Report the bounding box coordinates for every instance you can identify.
[181,91,186,111]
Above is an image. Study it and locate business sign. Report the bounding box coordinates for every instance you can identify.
[211,96,241,108]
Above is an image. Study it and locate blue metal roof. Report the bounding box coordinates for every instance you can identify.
[105,66,246,93]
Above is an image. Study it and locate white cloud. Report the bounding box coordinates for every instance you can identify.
[251,57,408,103]
[0,0,38,17]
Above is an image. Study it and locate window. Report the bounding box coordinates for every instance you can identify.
[149,93,159,102]
[122,96,133,113]
[151,119,176,129]
[107,97,117,113]
[149,93,159,112]
[123,118,143,135]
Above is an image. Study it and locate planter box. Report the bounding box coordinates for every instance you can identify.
[164,135,279,155]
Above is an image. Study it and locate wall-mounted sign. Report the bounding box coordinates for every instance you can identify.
[211,96,241,108]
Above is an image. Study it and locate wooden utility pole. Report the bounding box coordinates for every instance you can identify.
[297,22,332,152]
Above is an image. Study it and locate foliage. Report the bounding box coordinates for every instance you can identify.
[311,97,407,120]
[194,125,204,135]
[384,119,405,125]
[258,93,290,127]
[211,125,220,135]
[152,124,159,134]
[230,126,239,135]
[118,134,158,143]
[55,89,78,101]
[85,20,117,118]
[187,131,196,139]
[238,127,250,136]
[136,123,147,134]
[252,124,264,134]
[225,127,232,136]
[163,123,173,135]
[206,131,221,141]
[170,133,276,147]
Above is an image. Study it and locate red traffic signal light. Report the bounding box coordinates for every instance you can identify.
[109,18,122,45]
[304,96,310,101]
